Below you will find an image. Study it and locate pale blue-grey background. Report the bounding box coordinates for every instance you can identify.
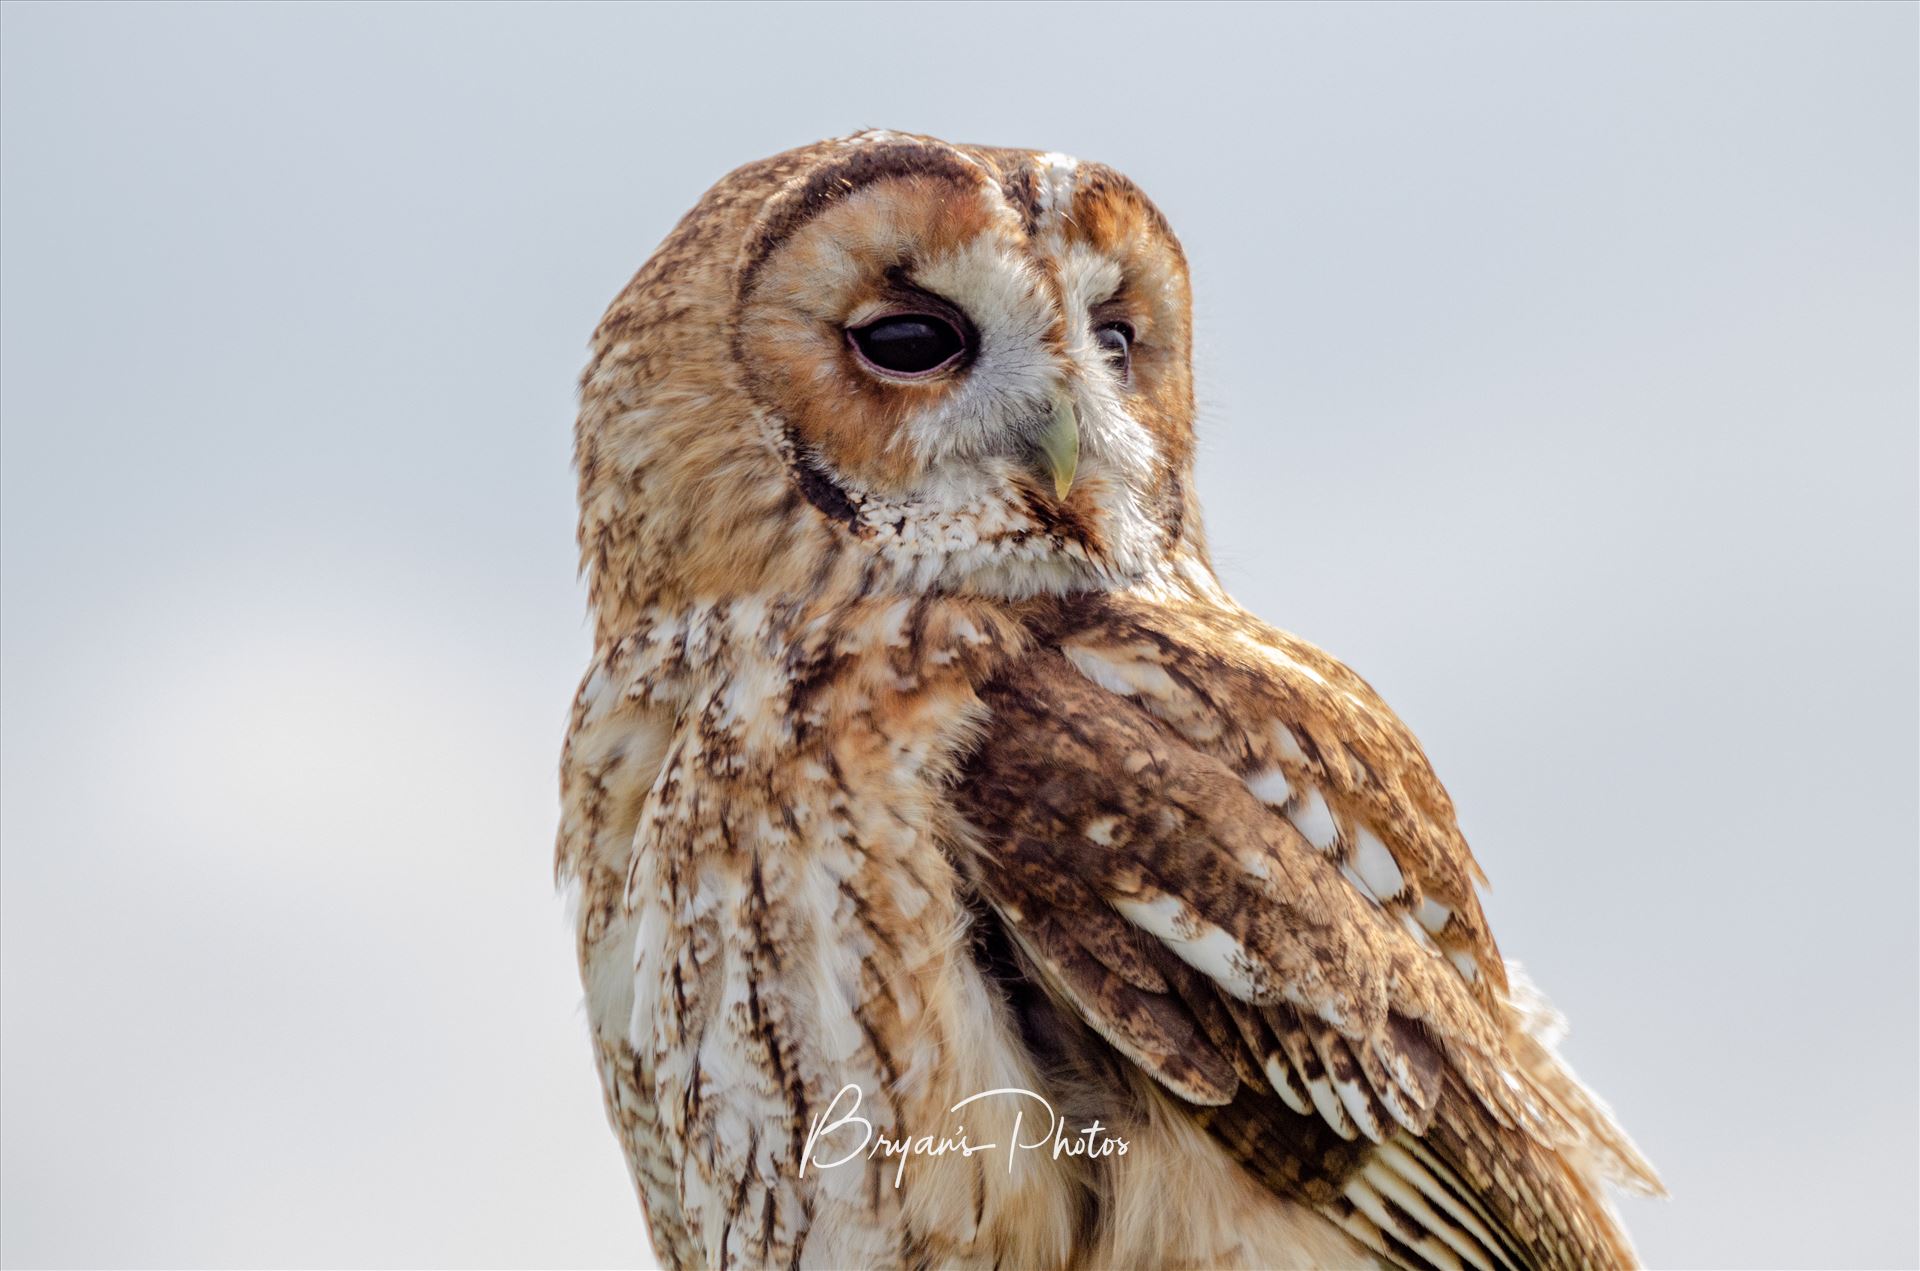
[2,3,1914,1267]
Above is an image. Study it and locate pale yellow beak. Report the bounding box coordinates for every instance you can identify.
[1034,391,1080,499]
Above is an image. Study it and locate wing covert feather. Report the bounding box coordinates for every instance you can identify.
[952,595,1659,1271]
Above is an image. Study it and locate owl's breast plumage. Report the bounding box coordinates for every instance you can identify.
[561,597,1085,1269]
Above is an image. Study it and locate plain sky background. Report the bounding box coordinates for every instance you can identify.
[1,3,1914,1267]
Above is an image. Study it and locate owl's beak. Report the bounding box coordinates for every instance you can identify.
[1033,391,1080,500]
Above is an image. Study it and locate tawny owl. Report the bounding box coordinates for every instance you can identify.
[557,130,1661,1270]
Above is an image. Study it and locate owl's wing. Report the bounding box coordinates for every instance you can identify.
[952,593,1660,1271]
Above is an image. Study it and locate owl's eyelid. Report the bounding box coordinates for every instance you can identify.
[845,300,945,329]
[847,276,971,333]
[1089,295,1135,333]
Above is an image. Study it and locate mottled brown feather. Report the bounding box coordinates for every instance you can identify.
[952,596,1651,1269]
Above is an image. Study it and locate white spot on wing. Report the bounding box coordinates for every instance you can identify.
[1063,645,1177,699]
[1271,723,1308,764]
[1289,787,1341,851]
[1063,646,1136,696]
[1304,1071,1360,1141]
[1350,827,1405,901]
[1246,767,1293,806]
[1334,1069,1386,1144]
[1402,911,1442,953]
[1111,894,1265,1001]
[1262,1055,1312,1115]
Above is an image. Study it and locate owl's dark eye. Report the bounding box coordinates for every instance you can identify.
[1095,321,1133,382]
[848,314,968,377]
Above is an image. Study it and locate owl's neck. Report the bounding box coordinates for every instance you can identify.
[592,593,1029,723]
[592,545,1232,724]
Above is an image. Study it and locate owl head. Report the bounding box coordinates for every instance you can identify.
[577,131,1212,636]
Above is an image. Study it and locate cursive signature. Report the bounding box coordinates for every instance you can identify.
[799,1082,1129,1188]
